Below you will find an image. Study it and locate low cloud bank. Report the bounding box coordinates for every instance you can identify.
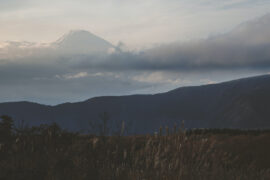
[1,14,270,104]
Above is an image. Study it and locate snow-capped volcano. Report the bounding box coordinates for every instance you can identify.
[53,30,116,54]
[0,30,117,59]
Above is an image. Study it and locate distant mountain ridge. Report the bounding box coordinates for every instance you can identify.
[0,74,270,134]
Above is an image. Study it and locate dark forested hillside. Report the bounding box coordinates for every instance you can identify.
[1,74,270,134]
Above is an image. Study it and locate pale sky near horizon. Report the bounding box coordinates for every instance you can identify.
[0,0,270,49]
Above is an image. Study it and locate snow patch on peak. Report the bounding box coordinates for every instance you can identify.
[53,30,116,55]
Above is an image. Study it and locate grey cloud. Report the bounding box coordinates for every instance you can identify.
[144,14,270,70]
[0,57,153,104]
[2,14,270,72]
[88,14,270,71]
[59,14,270,72]
[1,14,270,104]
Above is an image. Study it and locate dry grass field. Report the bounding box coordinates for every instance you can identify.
[0,119,270,180]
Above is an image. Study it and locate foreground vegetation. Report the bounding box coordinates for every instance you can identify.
[0,116,270,180]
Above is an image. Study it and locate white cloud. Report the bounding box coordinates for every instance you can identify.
[57,72,88,79]
[56,72,107,80]
[133,72,181,85]
[199,79,217,85]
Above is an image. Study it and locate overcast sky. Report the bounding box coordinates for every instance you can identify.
[0,0,270,48]
[1,0,270,105]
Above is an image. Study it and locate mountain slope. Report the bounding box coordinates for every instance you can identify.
[1,75,270,133]
[53,30,116,54]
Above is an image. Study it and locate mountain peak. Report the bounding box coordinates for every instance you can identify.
[57,30,98,41]
[53,30,115,54]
